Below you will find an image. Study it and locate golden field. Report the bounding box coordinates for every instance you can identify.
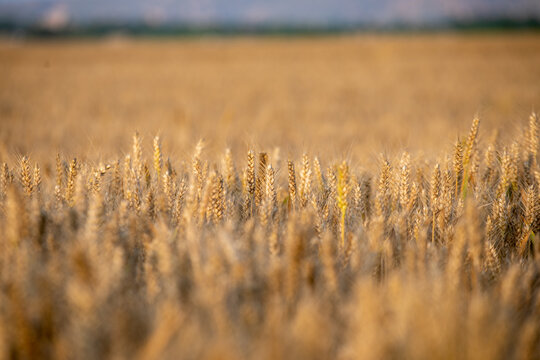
[1,34,540,162]
[0,33,540,359]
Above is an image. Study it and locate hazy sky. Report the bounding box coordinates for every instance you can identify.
[1,0,540,25]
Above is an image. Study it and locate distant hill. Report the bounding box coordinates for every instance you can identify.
[1,0,539,33]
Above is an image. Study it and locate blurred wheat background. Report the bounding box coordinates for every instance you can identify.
[1,32,540,360]
[1,34,539,163]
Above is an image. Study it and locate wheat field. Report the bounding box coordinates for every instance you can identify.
[0,33,540,359]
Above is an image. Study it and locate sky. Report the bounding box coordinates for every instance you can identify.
[1,0,540,27]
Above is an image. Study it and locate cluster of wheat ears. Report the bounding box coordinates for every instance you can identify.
[0,116,539,359]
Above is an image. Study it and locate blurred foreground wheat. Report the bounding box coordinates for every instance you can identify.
[0,116,539,359]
